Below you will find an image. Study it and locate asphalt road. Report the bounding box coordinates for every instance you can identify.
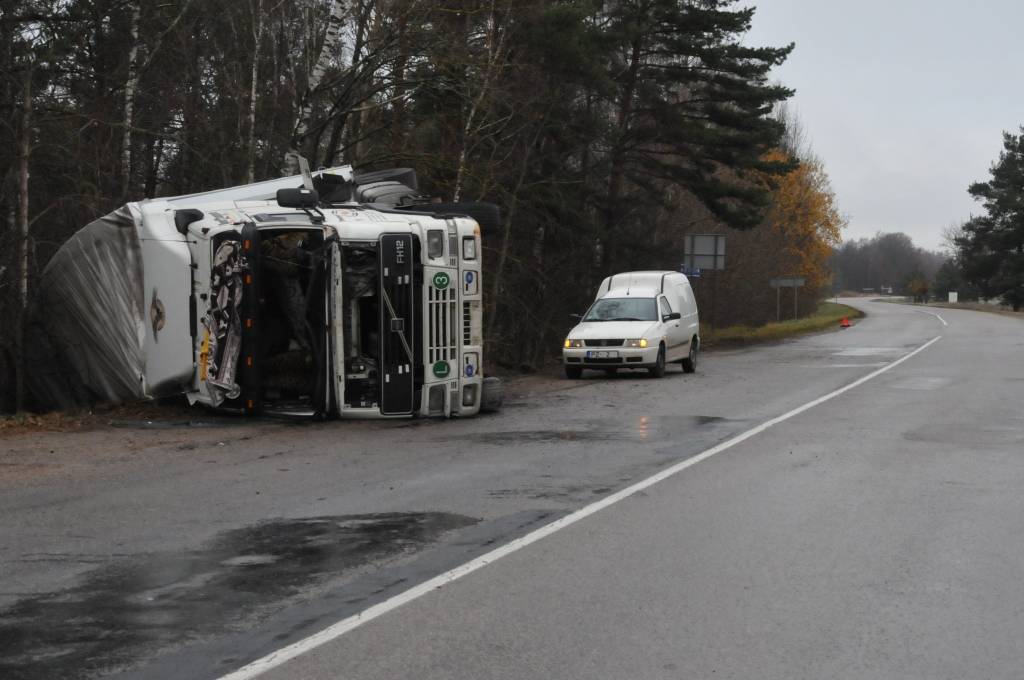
[2,299,1023,679]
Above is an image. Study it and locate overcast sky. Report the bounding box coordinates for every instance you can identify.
[744,0,1024,251]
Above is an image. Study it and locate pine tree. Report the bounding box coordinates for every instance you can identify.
[600,0,795,265]
[956,129,1024,310]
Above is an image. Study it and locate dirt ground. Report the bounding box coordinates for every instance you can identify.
[0,371,570,487]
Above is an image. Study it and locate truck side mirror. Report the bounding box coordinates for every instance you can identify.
[663,312,681,322]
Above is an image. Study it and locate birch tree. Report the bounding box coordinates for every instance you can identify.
[14,68,32,412]
[246,0,267,183]
[284,0,347,175]
[120,0,195,197]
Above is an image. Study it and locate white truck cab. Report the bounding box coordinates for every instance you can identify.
[562,271,700,379]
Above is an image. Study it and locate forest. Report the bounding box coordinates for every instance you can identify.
[1,0,849,411]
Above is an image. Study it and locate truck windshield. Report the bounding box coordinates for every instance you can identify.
[583,297,658,322]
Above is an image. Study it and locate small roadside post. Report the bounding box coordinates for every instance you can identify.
[769,277,806,322]
[683,234,726,328]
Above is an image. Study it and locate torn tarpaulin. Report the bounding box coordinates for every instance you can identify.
[27,206,147,409]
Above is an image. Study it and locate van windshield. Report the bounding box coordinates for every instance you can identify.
[583,297,658,322]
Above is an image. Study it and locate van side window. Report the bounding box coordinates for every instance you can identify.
[659,297,673,316]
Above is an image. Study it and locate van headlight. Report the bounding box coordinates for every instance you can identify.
[564,338,583,348]
[625,338,648,348]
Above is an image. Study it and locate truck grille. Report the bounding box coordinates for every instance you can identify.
[584,339,625,347]
[428,284,458,363]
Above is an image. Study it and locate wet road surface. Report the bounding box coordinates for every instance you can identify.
[3,299,1023,678]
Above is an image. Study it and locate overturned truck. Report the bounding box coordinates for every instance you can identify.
[30,166,501,418]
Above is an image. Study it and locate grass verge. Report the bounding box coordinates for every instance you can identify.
[700,301,865,349]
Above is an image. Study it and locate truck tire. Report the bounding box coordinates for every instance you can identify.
[480,376,504,413]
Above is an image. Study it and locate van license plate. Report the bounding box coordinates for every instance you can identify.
[587,350,619,359]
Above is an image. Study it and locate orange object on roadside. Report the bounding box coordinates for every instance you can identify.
[840,317,851,328]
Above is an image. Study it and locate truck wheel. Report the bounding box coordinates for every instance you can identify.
[649,346,666,378]
[565,365,583,380]
[682,338,698,373]
[480,376,503,413]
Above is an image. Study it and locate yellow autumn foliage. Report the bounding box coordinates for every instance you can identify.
[763,149,846,292]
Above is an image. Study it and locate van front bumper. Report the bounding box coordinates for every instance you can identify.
[562,346,659,367]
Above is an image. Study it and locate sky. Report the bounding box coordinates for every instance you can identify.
[743,0,1024,251]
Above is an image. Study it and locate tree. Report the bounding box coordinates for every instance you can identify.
[955,129,1024,310]
[931,258,977,301]
[598,0,795,269]
[831,232,944,295]
[762,149,845,295]
[1,0,812,407]
[904,272,929,303]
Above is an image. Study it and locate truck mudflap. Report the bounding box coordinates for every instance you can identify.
[379,233,416,414]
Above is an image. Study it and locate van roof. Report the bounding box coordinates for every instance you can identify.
[604,271,685,293]
[599,287,660,299]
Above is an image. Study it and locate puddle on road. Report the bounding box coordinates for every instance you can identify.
[904,423,1024,447]
[0,512,477,680]
[458,415,728,446]
[888,376,952,391]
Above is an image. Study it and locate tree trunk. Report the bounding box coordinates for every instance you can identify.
[246,0,264,184]
[602,35,642,270]
[285,0,346,175]
[145,134,164,197]
[339,0,371,165]
[15,72,32,413]
[121,2,142,198]
[390,7,409,159]
[487,123,547,337]
[453,2,506,202]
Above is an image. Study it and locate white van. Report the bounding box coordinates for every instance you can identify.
[562,271,700,379]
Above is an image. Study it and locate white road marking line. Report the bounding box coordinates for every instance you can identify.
[218,335,944,680]
[796,363,889,368]
[914,309,948,326]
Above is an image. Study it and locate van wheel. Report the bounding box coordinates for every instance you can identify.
[649,346,666,378]
[682,338,698,373]
[565,365,583,379]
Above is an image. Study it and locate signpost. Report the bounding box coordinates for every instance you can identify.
[683,234,726,328]
[769,277,806,322]
[682,234,725,271]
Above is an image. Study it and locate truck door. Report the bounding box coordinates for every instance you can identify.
[379,234,416,414]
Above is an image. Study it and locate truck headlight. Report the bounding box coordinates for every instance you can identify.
[564,338,583,349]
[427,229,444,259]
[462,237,477,260]
[625,338,648,348]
